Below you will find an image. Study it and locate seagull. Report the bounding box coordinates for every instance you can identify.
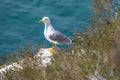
[39,17,72,54]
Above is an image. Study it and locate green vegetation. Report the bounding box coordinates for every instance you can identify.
[1,0,120,80]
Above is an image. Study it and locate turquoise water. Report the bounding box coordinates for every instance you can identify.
[0,0,92,54]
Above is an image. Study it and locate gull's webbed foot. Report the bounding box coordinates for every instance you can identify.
[48,48,55,54]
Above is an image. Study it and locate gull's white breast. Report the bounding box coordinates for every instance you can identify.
[44,26,58,44]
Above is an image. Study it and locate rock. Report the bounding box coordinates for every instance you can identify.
[0,48,53,80]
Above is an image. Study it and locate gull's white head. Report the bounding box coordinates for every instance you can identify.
[39,17,51,25]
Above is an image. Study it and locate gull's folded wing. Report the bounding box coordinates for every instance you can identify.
[49,31,71,44]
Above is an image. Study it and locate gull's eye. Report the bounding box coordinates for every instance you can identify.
[45,19,47,20]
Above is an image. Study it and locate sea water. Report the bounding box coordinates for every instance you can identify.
[0,0,92,54]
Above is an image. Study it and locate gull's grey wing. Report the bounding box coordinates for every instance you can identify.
[49,30,71,44]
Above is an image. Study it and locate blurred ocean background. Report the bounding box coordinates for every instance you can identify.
[0,0,92,55]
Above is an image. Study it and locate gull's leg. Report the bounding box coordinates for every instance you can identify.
[52,43,56,49]
[48,43,56,54]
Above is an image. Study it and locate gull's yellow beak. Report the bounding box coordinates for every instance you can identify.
[39,20,43,23]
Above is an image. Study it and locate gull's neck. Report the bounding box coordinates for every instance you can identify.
[45,22,52,28]
[44,21,55,30]
[44,22,55,34]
